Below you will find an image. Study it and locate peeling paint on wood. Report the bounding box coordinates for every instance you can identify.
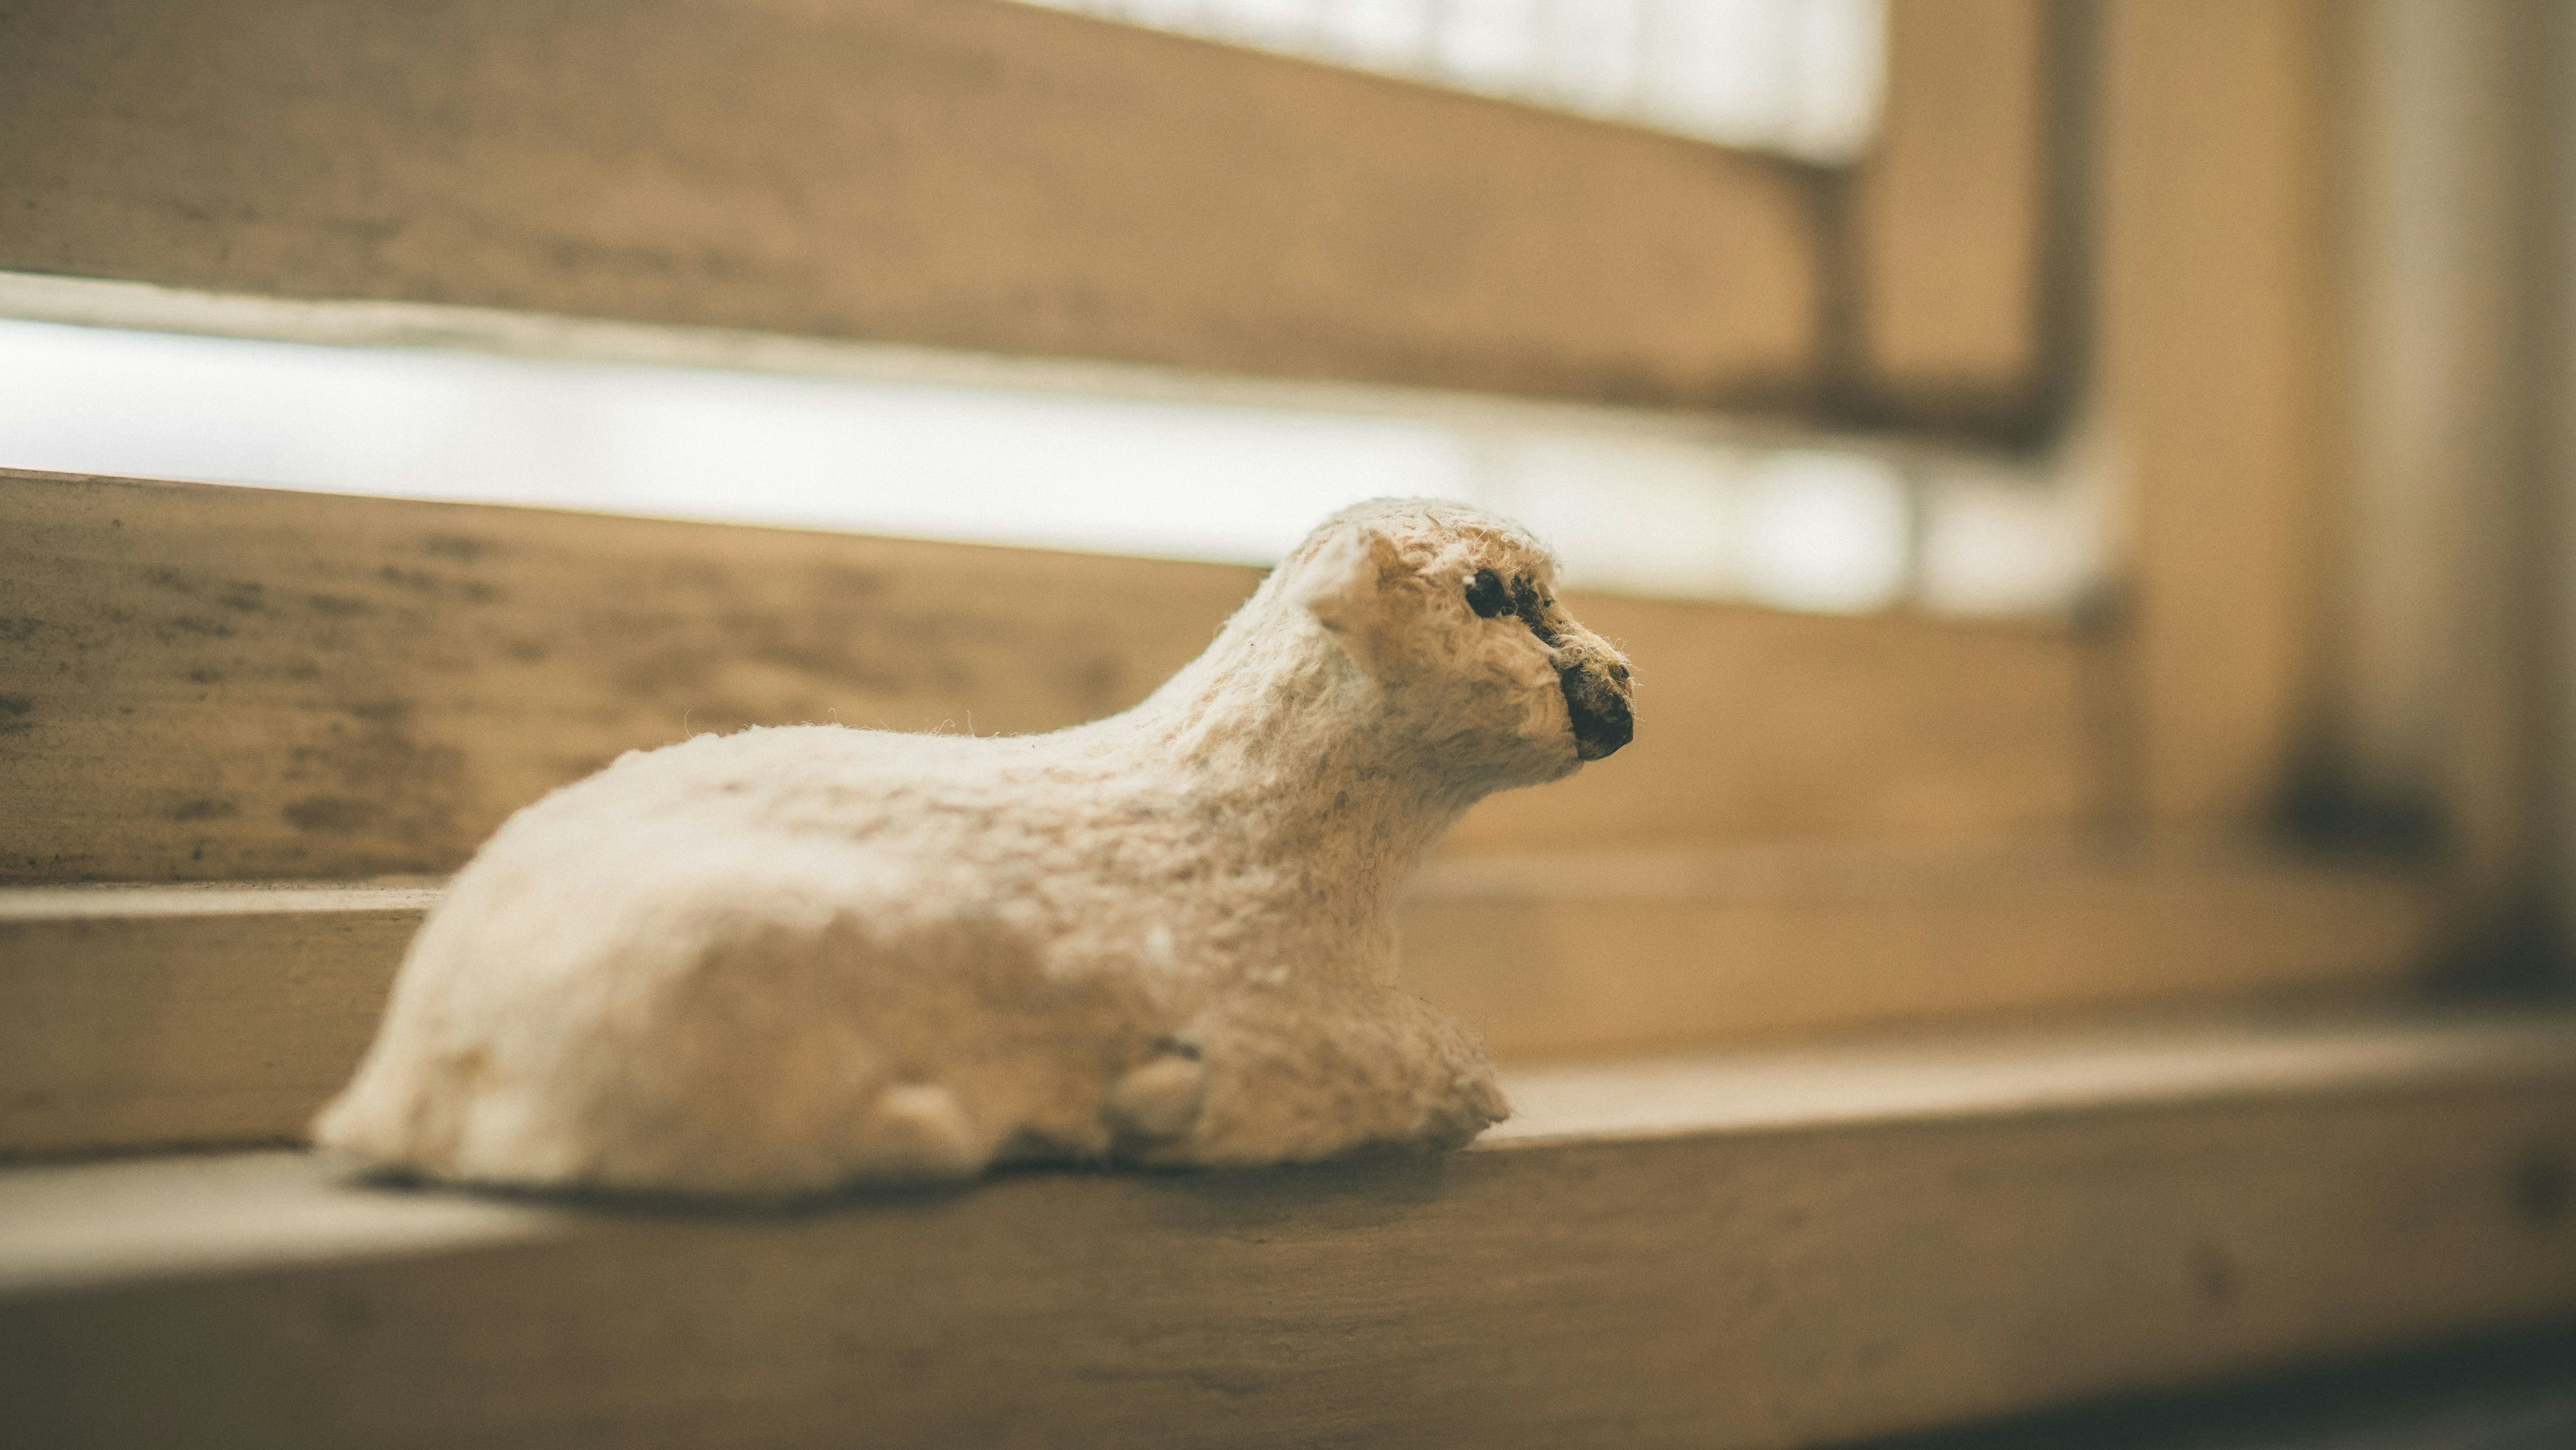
[1,470,2100,882]
[0,471,1253,880]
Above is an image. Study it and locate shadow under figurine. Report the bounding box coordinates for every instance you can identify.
[315,499,1635,1196]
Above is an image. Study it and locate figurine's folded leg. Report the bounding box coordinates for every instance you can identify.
[1102,1037,1212,1154]
[1146,987,1508,1168]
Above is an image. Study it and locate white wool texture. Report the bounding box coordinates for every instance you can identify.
[315,499,1637,1196]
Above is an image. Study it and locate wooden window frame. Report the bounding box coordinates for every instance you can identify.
[0,0,2059,427]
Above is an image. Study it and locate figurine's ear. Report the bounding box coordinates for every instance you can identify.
[1290,527,1391,671]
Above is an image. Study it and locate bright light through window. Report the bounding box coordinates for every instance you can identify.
[1734,451,1913,614]
[0,278,2101,620]
[1022,0,1888,164]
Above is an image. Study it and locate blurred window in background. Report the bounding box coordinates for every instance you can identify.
[0,0,2101,622]
[1018,0,1888,164]
[0,296,2096,620]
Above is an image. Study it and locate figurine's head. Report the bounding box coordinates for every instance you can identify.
[1287,498,1633,788]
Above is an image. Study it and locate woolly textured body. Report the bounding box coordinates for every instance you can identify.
[316,499,1631,1196]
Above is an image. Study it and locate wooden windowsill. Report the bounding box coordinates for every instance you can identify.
[5,1013,2573,1447]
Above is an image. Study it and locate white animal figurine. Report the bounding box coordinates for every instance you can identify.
[316,499,1635,1196]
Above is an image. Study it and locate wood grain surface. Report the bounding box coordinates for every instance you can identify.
[1846,0,2055,430]
[3,1015,2572,1449]
[0,882,438,1156]
[1403,841,2436,1059]
[0,0,1819,409]
[0,470,2099,882]
[0,841,2436,1158]
[2099,0,2341,827]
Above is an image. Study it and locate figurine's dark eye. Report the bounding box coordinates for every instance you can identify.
[1465,568,1511,618]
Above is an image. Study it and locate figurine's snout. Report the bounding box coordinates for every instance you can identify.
[1560,658,1634,761]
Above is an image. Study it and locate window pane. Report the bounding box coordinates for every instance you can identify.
[1022,0,1886,162]
[0,303,2091,619]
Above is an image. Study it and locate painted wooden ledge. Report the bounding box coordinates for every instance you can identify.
[1401,841,2436,1059]
[3,1013,2572,1449]
[0,879,439,1157]
[0,843,2436,1158]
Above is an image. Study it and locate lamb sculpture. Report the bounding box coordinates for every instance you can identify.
[316,499,1635,1196]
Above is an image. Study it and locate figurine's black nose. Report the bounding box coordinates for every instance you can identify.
[1561,667,1634,761]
